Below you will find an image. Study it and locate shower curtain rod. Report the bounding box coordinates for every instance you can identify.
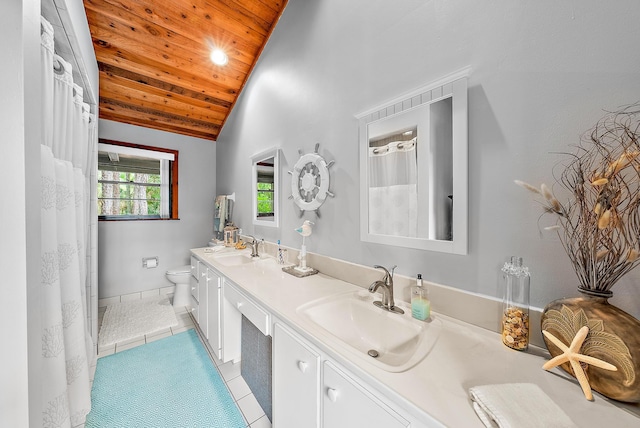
[371,139,417,155]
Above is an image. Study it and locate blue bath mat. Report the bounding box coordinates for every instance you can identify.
[86,329,245,427]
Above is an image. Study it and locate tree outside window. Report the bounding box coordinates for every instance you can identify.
[257,182,274,217]
[97,140,178,220]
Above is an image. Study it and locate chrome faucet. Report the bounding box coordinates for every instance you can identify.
[369,265,404,314]
[246,235,260,258]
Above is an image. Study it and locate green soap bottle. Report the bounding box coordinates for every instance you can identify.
[411,274,430,321]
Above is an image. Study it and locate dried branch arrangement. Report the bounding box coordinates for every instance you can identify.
[517,105,640,294]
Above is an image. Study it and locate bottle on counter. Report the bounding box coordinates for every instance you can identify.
[411,274,431,321]
[277,240,287,265]
[501,256,530,351]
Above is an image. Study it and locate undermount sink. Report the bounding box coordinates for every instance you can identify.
[214,252,255,266]
[296,291,441,372]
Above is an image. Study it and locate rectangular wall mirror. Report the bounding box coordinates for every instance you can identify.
[357,68,469,254]
[251,147,280,228]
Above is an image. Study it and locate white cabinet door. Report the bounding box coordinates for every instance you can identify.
[206,267,222,360]
[273,323,320,428]
[189,264,200,321]
[189,256,200,302]
[323,361,409,428]
[189,255,199,281]
[198,268,209,337]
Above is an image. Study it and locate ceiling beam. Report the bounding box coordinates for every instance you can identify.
[100,97,220,135]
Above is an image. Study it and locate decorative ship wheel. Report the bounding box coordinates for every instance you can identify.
[288,143,335,216]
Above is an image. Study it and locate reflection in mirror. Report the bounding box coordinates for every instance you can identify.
[252,148,280,228]
[429,97,453,241]
[367,101,454,241]
[368,127,420,238]
[214,193,234,240]
[358,69,468,254]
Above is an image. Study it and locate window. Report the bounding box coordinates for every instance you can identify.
[98,139,179,220]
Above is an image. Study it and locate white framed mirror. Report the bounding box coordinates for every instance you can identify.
[357,68,469,254]
[251,147,280,228]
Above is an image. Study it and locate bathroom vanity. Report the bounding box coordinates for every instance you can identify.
[189,247,638,427]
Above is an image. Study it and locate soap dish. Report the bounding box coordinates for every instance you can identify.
[282,266,319,278]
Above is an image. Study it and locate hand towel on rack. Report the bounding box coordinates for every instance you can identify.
[214,195,226,217]
[468,383,577,428]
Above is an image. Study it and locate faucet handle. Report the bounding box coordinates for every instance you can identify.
[373,264,397,279]
[373,264,388,276]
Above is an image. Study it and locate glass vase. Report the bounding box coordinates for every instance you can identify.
[501,256,530,351]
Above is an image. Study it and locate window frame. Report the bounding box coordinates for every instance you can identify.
[98,139,179,221]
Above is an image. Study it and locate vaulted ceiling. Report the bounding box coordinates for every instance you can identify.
[83,0,288,141]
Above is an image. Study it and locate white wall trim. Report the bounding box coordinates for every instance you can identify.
[354,66,472,119]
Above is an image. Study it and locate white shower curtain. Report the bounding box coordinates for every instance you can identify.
[368,139,418,237]
[40,17,96,427]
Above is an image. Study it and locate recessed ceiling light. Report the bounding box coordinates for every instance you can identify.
[210,48,228,66]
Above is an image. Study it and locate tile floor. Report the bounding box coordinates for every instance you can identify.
[86,302,270,428]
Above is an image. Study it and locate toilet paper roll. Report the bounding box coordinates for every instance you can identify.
[146,258,157,268]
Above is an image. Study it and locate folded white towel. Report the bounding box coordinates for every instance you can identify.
[469,383,577,428]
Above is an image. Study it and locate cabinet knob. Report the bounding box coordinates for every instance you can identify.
[236,302,243,310]
[191,287,196,291]
[297,360,308,373]
[327,388,338,403]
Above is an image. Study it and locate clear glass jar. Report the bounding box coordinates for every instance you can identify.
[501,256,530,351]
[223,223,239,247]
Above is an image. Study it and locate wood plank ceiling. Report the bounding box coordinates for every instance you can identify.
[83,0,288,140]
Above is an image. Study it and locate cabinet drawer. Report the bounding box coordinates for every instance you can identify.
[224,283,270,336]
[190,296,199,321]
[190,255,199,279]
[190,273,199,302]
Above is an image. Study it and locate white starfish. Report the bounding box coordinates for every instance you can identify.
[542,326,617,400]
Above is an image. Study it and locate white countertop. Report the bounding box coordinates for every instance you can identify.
[191,247,639,427]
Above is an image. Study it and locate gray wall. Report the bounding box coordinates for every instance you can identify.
[98,120,217,298]
[216,0,640,318]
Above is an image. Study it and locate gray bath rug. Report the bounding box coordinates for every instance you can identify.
[98,296,178,347]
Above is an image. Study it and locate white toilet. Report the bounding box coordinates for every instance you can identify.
[165,265,192,308]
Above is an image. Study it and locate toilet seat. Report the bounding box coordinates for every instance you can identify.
[166,265,191,275]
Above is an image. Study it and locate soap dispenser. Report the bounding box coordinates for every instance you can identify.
[411,274,430,321]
